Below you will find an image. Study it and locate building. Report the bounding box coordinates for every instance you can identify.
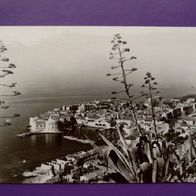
[78,103,97,112]
[45,117,59,132]
[186,98,195,104]
[29,117,46,132]
[29,116,60,133]
[77,117,112,129]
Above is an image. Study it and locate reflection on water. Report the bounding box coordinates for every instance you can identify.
[0,132,91,183]
[30,134,63,146]
[0,96,100,183]
[30,135,36,145]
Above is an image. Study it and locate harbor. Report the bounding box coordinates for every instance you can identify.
[17,95,196,183]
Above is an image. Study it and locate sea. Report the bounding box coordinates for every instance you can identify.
[0,87,194,183]
[0,88,112,183]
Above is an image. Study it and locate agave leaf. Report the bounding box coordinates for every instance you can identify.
[152,159,157,183]
[164,154,170,178]
[179,159,196,180]
[184,134,196,172]
[116,127,129,157]
[99,132,137,182]
[188,134,193,162]
[117,126,141,180]
[190,136,196,159]
[106,148,137,183]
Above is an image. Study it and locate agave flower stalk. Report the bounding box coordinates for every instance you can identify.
[0,41,21,126]
[108,34,141,135]
[141,72,160,138]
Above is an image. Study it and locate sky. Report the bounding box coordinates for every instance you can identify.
[0,26,196,98]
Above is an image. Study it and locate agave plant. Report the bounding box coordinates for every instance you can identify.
[83,35,196,183]
[101,74,196,183]
[101,126,196,182]
[99,133,137,182]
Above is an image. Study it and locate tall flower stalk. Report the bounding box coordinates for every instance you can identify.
[107,34,141,135]
[141,72,160,138]
[0,41,21,127]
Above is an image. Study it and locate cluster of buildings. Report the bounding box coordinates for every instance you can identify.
[28,96,196,138]
[23,147,110,183]
[29,105,77,133]
[29,99,122,133]
[24,95,196,183]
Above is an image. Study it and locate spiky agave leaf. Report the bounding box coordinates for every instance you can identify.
[115,126,140,179]
[99,132,137,182]
[152,159,158,183]
[188,133,196,162]
[116,127,128,154]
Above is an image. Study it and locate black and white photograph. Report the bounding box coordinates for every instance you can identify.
[0,27,196,183]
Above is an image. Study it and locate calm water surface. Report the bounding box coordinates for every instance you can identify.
[0,94,110,183]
